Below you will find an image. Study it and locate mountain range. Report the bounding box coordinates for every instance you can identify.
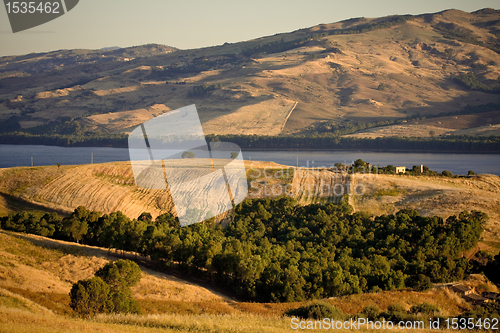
[0,8,499,139]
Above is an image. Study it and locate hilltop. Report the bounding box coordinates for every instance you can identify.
[0,9,499,140]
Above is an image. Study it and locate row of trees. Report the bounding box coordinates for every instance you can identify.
[0,197,487,302]
[2,132,498,152]
[207,134,500,152]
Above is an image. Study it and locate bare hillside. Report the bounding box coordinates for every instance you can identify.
[0,9,499,137]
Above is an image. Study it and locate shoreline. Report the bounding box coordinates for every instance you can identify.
[1,143,499,154]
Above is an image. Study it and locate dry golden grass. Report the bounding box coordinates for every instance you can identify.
[82,104,171,133]
[346,110,500,138]
[352,173,500,246]
[202,97,297,135]
[0,231,231,314]
[346,124,452,138]
[0,161,322,219]
[0,304,469,333]
[0,230,486,333]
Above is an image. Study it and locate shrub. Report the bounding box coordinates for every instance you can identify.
[69,277,114,317]
[188,83,221,97]
[286,302,345,320]
[410,303,440,316]
[380,304,412,322]
[361,305,380,320]
[95,259,142,289]
[441,170,453,177]
[407,274,434,291]
[71,260,142,316]
[181,151,196,159]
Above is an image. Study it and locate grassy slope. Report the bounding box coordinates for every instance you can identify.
[351,173,500,249]
[0,10,499,137]
[0,161,341,218]
[1,230,497,333]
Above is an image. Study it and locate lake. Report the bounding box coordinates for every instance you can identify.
[0,144,499,175]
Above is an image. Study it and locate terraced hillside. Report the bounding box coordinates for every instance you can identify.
[0,9,499,138]
[0,161,348,219]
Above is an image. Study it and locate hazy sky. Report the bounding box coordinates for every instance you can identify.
[1,0,499,57]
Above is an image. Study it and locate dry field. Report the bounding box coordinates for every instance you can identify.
[0,231,229,308]
[202,98,297,135]
[0,230,493,333]
[352,173,500,247]
[347,111,500,139]
[0,161,348,219]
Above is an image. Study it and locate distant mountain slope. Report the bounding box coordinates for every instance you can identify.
[0,9,499,138]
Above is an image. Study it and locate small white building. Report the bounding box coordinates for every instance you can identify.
[395,166,406,174]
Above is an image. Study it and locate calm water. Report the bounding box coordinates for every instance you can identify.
[0,145,499,175]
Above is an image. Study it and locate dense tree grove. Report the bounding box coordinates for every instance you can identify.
[0,197,487,302]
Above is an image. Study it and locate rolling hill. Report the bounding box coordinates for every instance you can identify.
[0,160,499,248]
[1,228,496,333]
[0,9,499,139]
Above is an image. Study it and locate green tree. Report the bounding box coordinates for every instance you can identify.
[407,274,433,291]
[95,259,142,289]
[62,216,88,243]
[94,259,142,314]
[69,277,114,317]
[441,170,453,177]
